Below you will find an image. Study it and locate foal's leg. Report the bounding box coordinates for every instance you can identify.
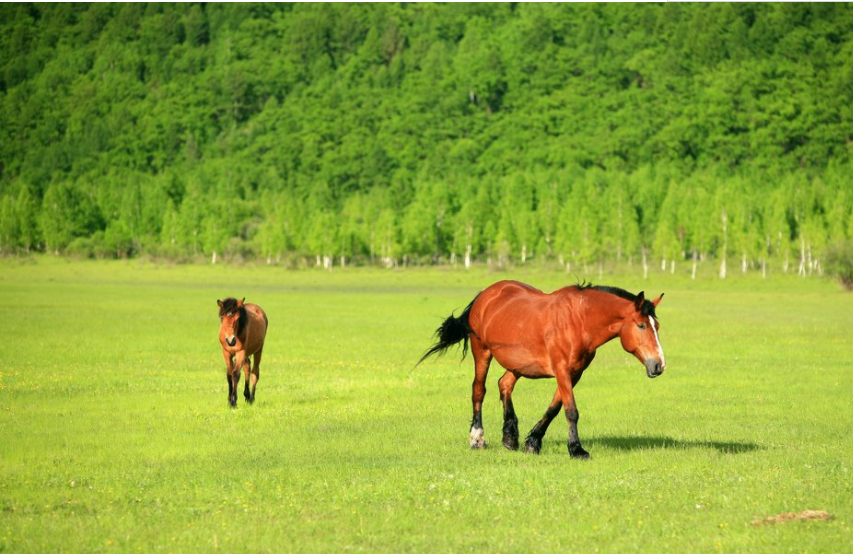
[246,347,262,403]
[229,351,246,408]
[498,371,519,450]
[469,338,492,449]
[242,355,252,402]
[524,389,562,454]
[223,350,238,408]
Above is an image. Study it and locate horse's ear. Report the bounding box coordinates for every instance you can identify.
[217,299,224,308]
[634,291,645,312]
[238,298,245,307]
[653,293,664,307]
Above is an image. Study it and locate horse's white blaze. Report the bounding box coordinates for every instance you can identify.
[649,316,666,368]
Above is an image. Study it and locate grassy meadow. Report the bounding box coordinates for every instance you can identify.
[1,257,851,553]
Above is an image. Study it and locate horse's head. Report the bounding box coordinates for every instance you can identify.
[619,291,666,378]
[217,297,246,348]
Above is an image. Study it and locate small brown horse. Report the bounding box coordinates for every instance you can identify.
[218,297,269,408]
[419,281,666,458]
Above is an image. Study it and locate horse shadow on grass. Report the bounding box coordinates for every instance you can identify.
[586,435,761,454]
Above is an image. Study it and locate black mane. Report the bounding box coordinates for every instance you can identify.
[576,282,659,318]
[218,297,248,333]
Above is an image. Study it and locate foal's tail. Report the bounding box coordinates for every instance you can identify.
[417,296,478,366]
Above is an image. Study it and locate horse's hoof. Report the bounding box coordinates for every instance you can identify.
[502,436,519,451]
[569,446,590,459]
[469,427,486,449]
[524,438,541,455]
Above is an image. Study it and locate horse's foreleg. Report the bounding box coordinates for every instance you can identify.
[499,371,519,450]
[223,350,237,408]
[524,389,562,454]
[556,375,589,459]
[469,339,492,450]
[229,351,246,408]
[242,356,252,402]
[247,347,262,403]
[226,372,235,406]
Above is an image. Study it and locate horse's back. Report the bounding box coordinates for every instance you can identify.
[477,280,543,306]
[470,281,556,338]
[245,303,268,325]
[485,280,543,296]
[473,280,547,316]
[244,303,268,352]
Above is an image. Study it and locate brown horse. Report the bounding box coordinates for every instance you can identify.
[217,297,269,408]
[419,281,666,458]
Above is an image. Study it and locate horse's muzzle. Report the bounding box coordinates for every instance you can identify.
[226,336,237,347]
[645,359,664,378]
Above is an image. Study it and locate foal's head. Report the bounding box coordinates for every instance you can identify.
[618,291,666,378]
[217,297,246,348]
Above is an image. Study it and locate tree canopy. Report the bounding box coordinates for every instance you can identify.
[1,3,851,274]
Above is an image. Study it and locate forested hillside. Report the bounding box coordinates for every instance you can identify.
[2,3,852,274]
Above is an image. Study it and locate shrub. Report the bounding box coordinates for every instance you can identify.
[825,242,853,291]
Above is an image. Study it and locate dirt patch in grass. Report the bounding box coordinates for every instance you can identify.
[752,510,832,527]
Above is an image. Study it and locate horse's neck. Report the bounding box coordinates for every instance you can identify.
[574,292,630,350]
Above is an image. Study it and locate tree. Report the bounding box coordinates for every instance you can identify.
[38,181,104,254]
[452,16,507,113]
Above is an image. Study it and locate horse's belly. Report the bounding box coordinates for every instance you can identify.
[491,345,554,378]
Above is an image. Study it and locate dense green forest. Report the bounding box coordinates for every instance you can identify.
[2,3,852,275]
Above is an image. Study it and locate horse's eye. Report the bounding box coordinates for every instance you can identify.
[637,323,647,330]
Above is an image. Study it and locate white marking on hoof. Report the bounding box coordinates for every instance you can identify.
[469,427,486,449]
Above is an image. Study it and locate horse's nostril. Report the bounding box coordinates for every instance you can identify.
[645,359,664,378]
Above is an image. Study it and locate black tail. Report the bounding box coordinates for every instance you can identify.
[417,297,477,366]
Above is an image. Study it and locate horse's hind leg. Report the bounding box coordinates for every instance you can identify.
[499,371,519,450]
[469,338,492,449]
[524,389,562,454]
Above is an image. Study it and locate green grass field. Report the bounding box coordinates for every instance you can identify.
[1,257,851,553]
